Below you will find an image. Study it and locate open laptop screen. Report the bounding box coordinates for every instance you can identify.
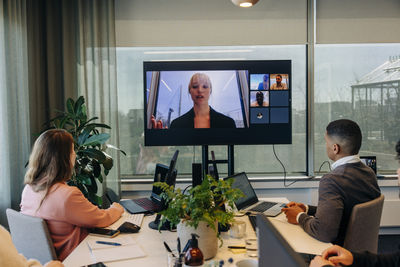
[360,156,377,174]
[257,214,307,267]
[225,172,258,210]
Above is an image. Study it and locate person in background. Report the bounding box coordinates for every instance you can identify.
[257,74,269,90]
[270,74,287,90]
[0,225,63,267]
[152,73,236,129]
[250,91,269,107]
[282,119,381,245]
[20,129,124,261]
[310,139,400,267]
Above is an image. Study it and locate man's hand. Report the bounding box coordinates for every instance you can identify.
[309,256,334,267]
[281,205,304,224]
[287,201,307,212]
[321,245,354,266]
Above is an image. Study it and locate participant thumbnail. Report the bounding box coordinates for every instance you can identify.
[270,74,289,90]
[250,91,269,107]
[250,74,269,90]
[250,108,269,124]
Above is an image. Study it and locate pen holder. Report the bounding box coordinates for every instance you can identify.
[167,250,183,267]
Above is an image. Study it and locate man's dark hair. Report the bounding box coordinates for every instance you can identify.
[326,119,362,155]
[396,139,400,160]
[276,74,282,79]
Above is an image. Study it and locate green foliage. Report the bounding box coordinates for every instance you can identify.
[46,96,126,206]
[154,176,244,237]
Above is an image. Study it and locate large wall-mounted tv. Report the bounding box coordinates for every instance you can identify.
[144,60,292,146]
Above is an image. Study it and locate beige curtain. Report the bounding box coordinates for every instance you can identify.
[26,0,120,203]
[0,0,119,226]
[75,0,120,200]
[0,0,31,226]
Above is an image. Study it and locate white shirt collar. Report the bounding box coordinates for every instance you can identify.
[331,155,361,170]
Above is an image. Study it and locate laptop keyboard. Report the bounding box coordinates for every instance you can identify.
[249,201,277,212]
[107,212,144,230]
[135,198,160,211]
[248,201,285,217]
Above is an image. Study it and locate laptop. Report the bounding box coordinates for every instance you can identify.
[225,172,286,217]
[257,214,309,267]
[106,151,179,214]
[360,156,383,178]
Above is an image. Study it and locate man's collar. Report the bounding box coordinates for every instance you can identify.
[332,155,361,170]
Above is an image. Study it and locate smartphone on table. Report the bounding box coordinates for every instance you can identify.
[88,228,120,238]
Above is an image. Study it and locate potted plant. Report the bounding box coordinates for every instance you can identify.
[45,96,125,206]
[155,175,244,259]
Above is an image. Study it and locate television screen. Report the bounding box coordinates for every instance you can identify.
[144,60,292,146]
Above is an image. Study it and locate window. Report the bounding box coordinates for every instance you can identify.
[314,44,400,173]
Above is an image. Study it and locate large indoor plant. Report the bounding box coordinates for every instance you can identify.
[155,176,244,259]
[46,96,125,206]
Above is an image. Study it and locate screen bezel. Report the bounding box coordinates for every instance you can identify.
[144,60,292,146]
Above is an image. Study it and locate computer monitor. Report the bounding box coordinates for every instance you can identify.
[257,214,307,267]
[144,60,292,146]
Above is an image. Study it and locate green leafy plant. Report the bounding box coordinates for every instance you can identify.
[46,96,125,206]
[154,176,244,237]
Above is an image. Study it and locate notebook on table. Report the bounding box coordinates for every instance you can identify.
[224,172,286,217]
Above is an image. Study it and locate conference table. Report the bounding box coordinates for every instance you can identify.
[63,198,331,267]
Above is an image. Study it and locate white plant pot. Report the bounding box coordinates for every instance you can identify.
[177,220,218,260]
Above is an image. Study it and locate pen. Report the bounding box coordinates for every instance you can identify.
[228,246,246,249]
[228,245,258,251]
[163,241,176,257]
[96,240,121,246]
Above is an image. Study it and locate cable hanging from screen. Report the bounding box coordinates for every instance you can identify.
[317,160,332,173]
[272,144,299,187]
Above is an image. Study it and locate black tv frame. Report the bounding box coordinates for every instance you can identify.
[144,60,292,146]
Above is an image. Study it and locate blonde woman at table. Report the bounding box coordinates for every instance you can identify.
[20,129,124,261]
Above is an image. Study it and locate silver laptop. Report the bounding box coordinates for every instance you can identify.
[224,172,286,217]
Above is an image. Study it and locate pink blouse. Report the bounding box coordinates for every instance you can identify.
[20,182,123,261]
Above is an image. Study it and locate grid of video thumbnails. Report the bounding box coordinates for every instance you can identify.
[249,73,289,125]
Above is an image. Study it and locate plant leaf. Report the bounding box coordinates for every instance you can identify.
[74,96,85,114]
[102,156,113,170]
[66,98,75,114]
[79,148,106,162]
[82,133,110,146]
[106,144,126,156]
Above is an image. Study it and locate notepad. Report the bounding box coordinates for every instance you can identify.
[87,235,146,262]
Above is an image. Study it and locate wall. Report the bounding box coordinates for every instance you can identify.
[115,0,307,47]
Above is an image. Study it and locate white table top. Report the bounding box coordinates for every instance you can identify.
[63,198,331,267]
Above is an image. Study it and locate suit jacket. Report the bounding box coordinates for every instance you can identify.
[169,106,236,128]
[20,183,122,261]
[298,161,381,245]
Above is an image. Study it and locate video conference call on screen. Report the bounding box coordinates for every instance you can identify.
[144,60,292,146]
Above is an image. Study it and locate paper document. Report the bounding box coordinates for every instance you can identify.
[87,235,146,262]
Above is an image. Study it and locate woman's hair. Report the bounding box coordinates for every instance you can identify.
[188,73,212,93]
[24,129,74,194]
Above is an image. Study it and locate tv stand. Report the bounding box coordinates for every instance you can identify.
[201,145,234,177]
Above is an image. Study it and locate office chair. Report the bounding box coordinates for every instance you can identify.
[343,194,385,253]
[6,208,57,264]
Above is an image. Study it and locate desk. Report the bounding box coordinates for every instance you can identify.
[63,198,331,267]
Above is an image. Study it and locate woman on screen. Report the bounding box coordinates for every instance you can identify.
[169,73,236,128]
[20,129,123,261]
